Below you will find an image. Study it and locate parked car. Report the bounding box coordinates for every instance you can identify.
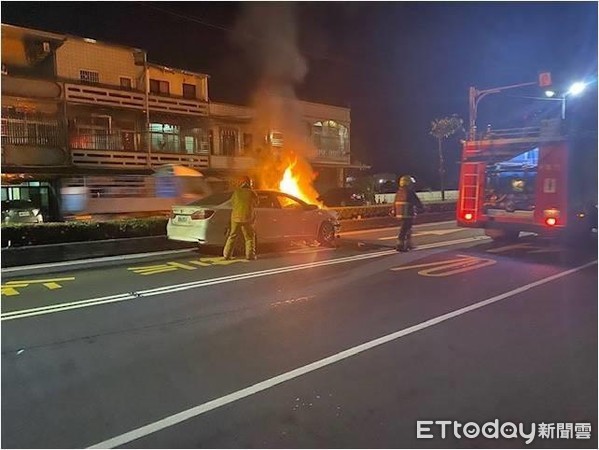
[318,187,367,207]
[1,199,44,223]
[167,190,340,248]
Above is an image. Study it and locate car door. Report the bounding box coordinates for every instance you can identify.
[273,193,310,239]
[254,191,282,242]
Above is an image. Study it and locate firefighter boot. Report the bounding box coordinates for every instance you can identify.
[396,239,409,252]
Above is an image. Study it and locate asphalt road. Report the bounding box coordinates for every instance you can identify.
[2,221,597,449]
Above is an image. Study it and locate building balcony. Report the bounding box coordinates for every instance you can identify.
[68,132,209,170]
[2,75,62,99]
[63,82,209,116]
[64,82,146,110]
[1,119,69,167]
[311,150,350,164]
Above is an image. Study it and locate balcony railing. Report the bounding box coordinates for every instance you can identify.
[68,131,210,169]
[69,132,209,155]
[64,82,209,116]
[472,120,564,142]
[1,119,64,147]
[313,149,350,162]
[70,149,209,170]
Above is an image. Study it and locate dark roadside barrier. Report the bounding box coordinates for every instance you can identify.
[339,211,456,233]
[1,203,456,268]
[1,236,195,268]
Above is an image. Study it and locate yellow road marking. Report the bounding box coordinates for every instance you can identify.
[391,254,496,277]
[1,287,20,296]
[1,277,76,296]
[487,242,564,254]
[193,257,247,266]
[128,258,247,275]
[487,243,535,253]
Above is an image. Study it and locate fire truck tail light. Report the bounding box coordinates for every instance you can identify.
[542,208,559,226]
[464,213,474,221]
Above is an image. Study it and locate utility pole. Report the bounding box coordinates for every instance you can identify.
[143,51,152,168]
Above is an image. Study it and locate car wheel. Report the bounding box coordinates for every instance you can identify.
[317,221,337,247]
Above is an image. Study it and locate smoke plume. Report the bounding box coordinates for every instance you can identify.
[232,3,320,203]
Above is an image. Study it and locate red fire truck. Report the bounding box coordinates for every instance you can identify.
[457,119,596,241]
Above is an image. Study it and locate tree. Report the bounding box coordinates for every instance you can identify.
[430,114,464,201]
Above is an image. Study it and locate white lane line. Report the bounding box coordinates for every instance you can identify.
[1,249,196,275]
[88,259,598,449]
[1,235,486,322]
[339,220,457,236]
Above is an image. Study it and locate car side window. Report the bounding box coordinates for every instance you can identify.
[276,194,304,210]
[257,193,280,209]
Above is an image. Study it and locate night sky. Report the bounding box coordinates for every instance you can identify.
[3,2,597,188]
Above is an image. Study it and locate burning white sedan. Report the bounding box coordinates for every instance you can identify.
[167,190,339,249]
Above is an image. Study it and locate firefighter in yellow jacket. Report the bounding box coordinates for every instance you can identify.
[223,176,259,260]
[392,175,424,252]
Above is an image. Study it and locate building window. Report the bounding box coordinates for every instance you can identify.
[150,123,180,152]
[311,120,349,159]
[120,77,133,90]
[220,128,238,156]
[80,70,100,84]
[182,83,197,99]
[149,79,170,95]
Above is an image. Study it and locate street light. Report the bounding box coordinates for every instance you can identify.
[543,81,587,119]
[567,81,586,96]
[561,81,586,119]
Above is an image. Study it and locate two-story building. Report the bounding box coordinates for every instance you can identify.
[207,100,354,192]
[1,23,362,220]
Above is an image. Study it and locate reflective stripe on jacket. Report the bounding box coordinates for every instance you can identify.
[394,187,424,219]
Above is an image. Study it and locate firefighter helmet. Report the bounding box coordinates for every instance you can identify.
[399,175,416,187]
[239,176,252,188]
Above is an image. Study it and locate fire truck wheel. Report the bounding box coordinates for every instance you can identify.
[485,229,520,242]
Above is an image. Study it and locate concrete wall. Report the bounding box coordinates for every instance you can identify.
[148,66,208,101]
[56,39,143,88]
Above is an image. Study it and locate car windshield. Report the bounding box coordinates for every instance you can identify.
[186,192,232,206]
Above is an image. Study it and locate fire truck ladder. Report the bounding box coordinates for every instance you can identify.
[460,163,480,218]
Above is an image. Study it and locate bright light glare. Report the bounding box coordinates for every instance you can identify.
[464,213,473,220]
[544,90,556,98]
[545,217,557,226]
[568,82,586,96]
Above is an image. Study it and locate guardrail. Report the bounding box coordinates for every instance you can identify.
[374,191,458,204]
[329,202,456,220]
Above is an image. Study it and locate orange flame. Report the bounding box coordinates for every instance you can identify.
[279,162,306,203]
[277,158,321,206]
